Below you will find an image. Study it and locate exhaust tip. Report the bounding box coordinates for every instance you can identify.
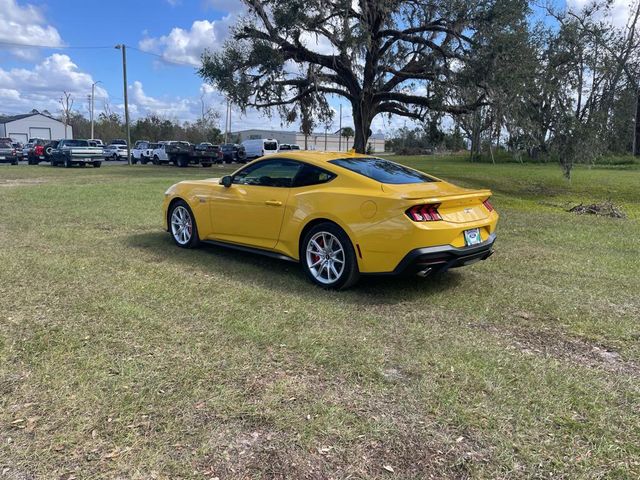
[416,267,432,278]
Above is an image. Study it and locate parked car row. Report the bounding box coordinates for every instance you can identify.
[129,140,249,166]
[2,136,302,167]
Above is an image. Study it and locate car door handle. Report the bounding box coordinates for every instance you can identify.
[264,200,282,207]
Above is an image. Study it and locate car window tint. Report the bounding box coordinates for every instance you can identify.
[64,140,89,147]
[264,141,278,151]
[329,157,437,184]
[233,159,301,187]
[293,163,336,187]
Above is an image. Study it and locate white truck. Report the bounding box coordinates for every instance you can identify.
[151,141,216,167]
[241,138,279,159]
[131,140,152,164]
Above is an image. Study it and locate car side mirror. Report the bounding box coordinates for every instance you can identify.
[220,175,232,188]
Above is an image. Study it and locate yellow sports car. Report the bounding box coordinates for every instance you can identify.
[163,152,498,289]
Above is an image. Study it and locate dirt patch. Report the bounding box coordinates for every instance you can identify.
[568,201,625,218]
[0,179,46,187]
[483,320,640,377]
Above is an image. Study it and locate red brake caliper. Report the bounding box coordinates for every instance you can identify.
[312,236,323,264]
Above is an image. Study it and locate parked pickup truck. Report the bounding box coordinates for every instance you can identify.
[151,141,217,167]
[0,140,19,165]
[51,139,104,168]
[131,140,152,164]
[23,139,48,164]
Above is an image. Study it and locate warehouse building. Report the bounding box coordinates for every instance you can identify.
[232,129,385,153]
[0,112,72,143]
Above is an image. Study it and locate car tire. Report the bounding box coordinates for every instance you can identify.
[153,156,159,165]
[112,154,118,161]
[93,161,101,168]
[141,157,148,165]
[131,157,138,165]
[201,162,212,168]
[11,160,18,165]
[64,158,72,168]
[169,200,200,248]
[300,222,360,290]
[177,156,188,168]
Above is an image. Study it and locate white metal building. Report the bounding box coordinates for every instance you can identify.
[232,129,385,153]
[0,113,72,143]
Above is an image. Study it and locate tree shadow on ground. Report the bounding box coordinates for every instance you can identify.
[126,231,464,306]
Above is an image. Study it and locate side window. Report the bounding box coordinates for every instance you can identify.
[233,159,301,188]
[293,163,336,187]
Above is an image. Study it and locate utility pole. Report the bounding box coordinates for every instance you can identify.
[224,99,230,144]
[634,88,640,156]
[228,100,232,142]
[115,44,131,165]
[324,125,327,150]
[90,80,101,140]
[338,104,342,151]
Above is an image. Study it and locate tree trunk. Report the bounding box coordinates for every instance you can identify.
[470,109,481,161]
[352,98,373,154]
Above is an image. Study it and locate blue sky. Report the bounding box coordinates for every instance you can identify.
[0,0,631,133]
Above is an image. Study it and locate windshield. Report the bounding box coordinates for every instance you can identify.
[329,157,437,184]
[264,141,278,151]
[64,140,89,147]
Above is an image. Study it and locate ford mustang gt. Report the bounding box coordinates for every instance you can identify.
[163,151,498,289]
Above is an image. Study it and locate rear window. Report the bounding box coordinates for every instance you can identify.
[264,141,278,151]
[329,157,437,184]
[64,140,89,147]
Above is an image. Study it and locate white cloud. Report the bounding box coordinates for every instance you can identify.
[0,0,63,59]
[566,0,633,28]
[0,54,107,115]
[138,17,236,66]
[125,80,284,130]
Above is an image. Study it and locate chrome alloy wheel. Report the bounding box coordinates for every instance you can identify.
[171,206,193,245]
[306,231,345,284]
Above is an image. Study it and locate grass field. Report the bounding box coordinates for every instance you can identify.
[1,157,639,479]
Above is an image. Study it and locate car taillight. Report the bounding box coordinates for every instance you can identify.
[34,145,44,155]
[483,198,494,212]
[406,204,442,222]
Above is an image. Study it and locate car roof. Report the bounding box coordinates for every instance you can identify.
[265,150,369,165]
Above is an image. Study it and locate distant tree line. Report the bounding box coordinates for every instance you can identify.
[65,111,224,145]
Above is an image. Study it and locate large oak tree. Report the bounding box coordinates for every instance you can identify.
[199,0,523,152]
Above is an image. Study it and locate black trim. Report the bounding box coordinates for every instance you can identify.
[363,234,497,276]
[203,239,297,263]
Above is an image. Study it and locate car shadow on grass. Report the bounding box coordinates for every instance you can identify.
[126,231,463,304]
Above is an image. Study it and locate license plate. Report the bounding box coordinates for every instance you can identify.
[464,228,482,246]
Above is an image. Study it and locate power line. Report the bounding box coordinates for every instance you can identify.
[0,40,114,49]
[128,46,199,68]
[0,41,199,68]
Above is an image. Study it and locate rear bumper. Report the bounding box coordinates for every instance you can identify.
[379,233,496,276]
